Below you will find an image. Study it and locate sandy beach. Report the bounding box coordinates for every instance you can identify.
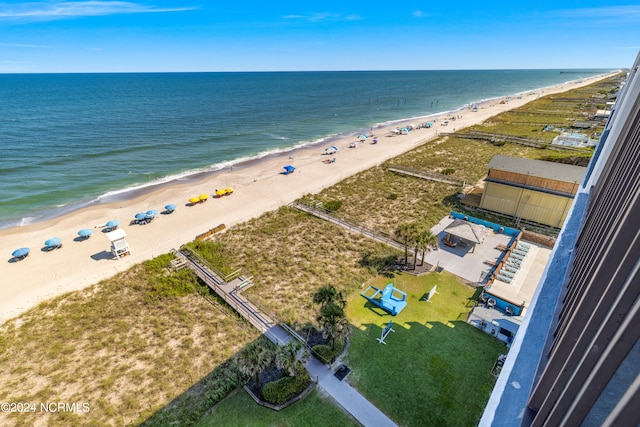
[0,74,612,324]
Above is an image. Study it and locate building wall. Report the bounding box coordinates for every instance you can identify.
[487,169,580,195]
[480,57,640,427]
[480,182,573,228]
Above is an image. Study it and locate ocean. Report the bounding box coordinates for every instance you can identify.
[0,70,610,229]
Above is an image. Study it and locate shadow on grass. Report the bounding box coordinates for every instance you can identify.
[140,336,274,426]
[346,320,505,427]
[139,355,243,427]
[362,300,394,317]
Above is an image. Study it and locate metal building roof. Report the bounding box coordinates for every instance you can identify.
[487,154,586,184]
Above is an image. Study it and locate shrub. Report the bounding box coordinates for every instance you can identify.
[323,200,343,211]
[311,340,344,364]
[442,168,456,175]
[388,193,398,200]
[145,269,197,302]
[262,370,311,405]
[311,344,332,363]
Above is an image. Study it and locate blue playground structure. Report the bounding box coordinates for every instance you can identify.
[361,283,407,315]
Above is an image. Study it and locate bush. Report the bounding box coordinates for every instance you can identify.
[145,269,197,302]
[388,193,398,200]
[442,168,456,175]
[311,340,345,364]
[323,200,343,211]
[262,370,311,404]
[141,255,199,302]
[311,345,333,363]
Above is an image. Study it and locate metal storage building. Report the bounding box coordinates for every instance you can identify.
[479,154,586,228]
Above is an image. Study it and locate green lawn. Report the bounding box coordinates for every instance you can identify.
[195,388,360,427]
[344,271,506,427]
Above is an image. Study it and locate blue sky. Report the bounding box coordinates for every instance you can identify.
[0,1,639,72]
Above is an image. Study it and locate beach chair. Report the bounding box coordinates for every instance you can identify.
[500,269,516,278]
[497,274,513,283]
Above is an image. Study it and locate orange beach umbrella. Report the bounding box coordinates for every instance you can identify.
[224,187,234,194]
[189,197,200,204]
[199,193,209,201]
[215,189,226,197]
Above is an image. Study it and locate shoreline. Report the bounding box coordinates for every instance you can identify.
[0,73,614,325]
[1,73,616,231]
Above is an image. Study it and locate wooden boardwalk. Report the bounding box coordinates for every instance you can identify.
[178,249,289,344]
[387,164,465,187]
[177,247,398,426]
[290,201,411,254]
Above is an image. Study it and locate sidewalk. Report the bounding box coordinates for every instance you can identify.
[306,356,398,427]
[265,324,397,426]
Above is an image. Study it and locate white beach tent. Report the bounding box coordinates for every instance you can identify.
[106,228,131,259]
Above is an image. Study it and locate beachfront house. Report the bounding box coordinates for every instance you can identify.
[478,155,586,228]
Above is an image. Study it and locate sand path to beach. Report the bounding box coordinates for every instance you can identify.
[0,74,613,324]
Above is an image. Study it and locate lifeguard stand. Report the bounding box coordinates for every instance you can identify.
[106,229,131,259]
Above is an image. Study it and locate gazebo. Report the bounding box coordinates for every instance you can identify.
[442,218,490,252]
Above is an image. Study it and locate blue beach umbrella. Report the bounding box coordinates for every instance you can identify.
[106,220,119,229]
[44,237,62,248]
[146,209,159,216]
[164,204,176,213]
[135,213,147,219]
[330,145,338,152]
[12,247,30,259]
[78,228,93,238]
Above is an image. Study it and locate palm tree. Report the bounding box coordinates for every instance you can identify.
[236,341,274,389]
[276,341,309,377]
[416,230,439,266]
[317,301,348,350]
[394,222,418,266]
[313,285,346,309]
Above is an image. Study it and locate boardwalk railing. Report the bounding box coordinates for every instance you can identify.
[291,200,411,254]
[178,249,277,334]
[179,246,246,284]
[387,164,465,187]
[459,131,586,151]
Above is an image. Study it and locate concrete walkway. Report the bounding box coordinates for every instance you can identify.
[306,356,398,427]
[181,250,397,426]
[261,324,398,426]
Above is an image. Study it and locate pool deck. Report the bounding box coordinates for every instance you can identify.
[421,216,552,343]
[423,216,512,284]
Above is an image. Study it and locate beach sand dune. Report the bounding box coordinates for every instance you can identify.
[0,75,612,324]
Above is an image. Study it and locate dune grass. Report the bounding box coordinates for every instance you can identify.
[198,207,401,325]
[344,271,505,427]
[0,255,260,427]
[0,75,622,426]
[195,388,360,427]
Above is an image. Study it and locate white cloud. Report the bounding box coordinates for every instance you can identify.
[413,10,428,18]
[283,12,360,23]
[0,1,195,22]
[0,41,53,48]
[554,5,640,23]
